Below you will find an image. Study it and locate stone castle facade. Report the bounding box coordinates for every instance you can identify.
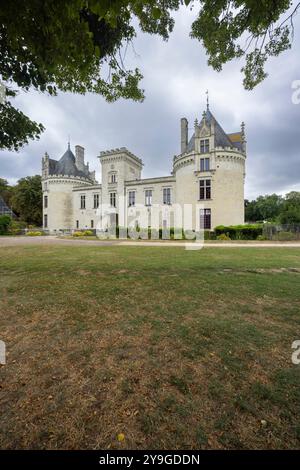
[42,106,246,233]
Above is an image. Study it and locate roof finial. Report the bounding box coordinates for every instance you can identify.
[68,135,70,150]
[206,89,209,111]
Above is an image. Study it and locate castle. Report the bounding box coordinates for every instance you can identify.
[42,106,246,234]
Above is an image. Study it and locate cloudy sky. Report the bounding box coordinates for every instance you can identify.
[1,5,300,200]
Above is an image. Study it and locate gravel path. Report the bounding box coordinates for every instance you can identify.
[0,236,300,248]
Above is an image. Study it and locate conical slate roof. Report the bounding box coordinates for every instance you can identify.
[48,144,94,181]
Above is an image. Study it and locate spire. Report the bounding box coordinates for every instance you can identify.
[206,90,209,111]
[68,135,70,150]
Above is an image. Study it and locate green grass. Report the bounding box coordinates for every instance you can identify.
[0,245,300,449]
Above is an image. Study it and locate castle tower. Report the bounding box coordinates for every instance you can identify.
[98,147,143,228]
[42,144,95,232]
[174,107,246,229]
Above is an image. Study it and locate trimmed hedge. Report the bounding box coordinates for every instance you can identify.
[214,224,263,240]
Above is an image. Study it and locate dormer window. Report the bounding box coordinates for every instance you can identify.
[200,139,209,153]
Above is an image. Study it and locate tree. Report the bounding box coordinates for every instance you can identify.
[255,194,284,220]
[0,215,11,234]
[190,0,299,90]
[1,1,299,150]
[0,0,178,151]
[11,175,43,226]
[0,177,13,206]
[279,191,300,224]
[0,102,44,152]
[245,194,283,221]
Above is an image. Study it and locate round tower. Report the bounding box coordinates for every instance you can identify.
[174,110,246,230]
[42,144,94,233]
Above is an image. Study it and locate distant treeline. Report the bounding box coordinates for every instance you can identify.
[245,192,300,224]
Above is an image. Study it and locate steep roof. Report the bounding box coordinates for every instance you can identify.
[48,145,94,181]
[187,108,243,152]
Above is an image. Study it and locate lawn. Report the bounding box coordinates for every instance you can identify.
[0,245,300,449]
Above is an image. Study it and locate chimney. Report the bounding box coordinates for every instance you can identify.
[181,118,188,154]
[75,145,85,171]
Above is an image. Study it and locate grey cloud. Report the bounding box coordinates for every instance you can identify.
[0,7,299,200]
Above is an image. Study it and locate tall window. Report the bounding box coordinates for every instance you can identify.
[93,194,99,209]
[128,191,135,207]
[199,179,211,200]
[200,139,209,153]
[80,195,86,209]
[44,195,48,208]
[200,209,211,230]
[200,158,210,172]
[44,214,48,228]
[145,189,152,206]
[163,188,171,205]
[91,220,94,228]
[111,173,117,183]
[110,192,116,207]
[76,220,79,229]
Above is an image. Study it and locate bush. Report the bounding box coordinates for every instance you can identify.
[0,215,11,234]
[256,234,268,241]
[215,224,263,240]
[73,231,85,237]
[9,220,27,235]
[217,233,231,241]
[83,230,94,236]
[26,231,43,236]
[204,230,216,240]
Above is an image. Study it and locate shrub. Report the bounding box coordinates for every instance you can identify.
[83,230,94,236]
[217,233,231,241]
[26,231,43,236]
[0,215,12,234]
[204,230,216,240]
[73,231,85,237]
[256,234,268,241]
[9,220,27,235]
[215,224,263,240]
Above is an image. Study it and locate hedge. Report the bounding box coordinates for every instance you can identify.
[214,224,263,240]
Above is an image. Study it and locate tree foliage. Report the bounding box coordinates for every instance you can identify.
[245,192,300,223]
[0,214,11,234]
[0,1,299,150]
[190,0,298,90]
[10,175,43,226]
[0,101,44,151]
[279,191,300,223]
